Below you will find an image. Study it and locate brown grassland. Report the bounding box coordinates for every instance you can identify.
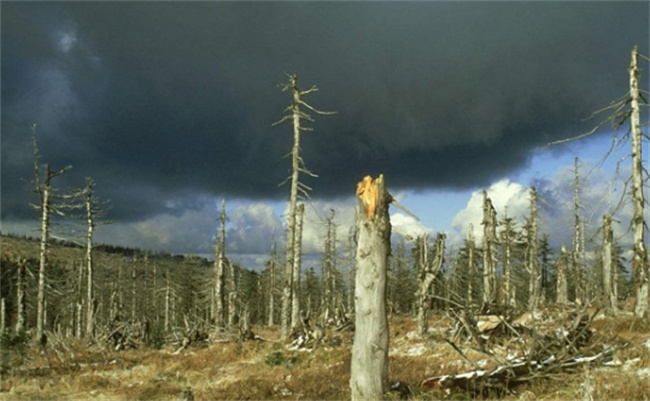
[1,313,649,401]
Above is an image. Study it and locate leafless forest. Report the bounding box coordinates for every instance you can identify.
[1,49,649,400]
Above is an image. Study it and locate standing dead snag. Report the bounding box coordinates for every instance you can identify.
[350,174,391,401]
[629,46,649,318]
[416,233,446,335]
[273,73,336,338]
[482,191,498,306]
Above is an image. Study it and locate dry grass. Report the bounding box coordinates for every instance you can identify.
[2,313,649,401]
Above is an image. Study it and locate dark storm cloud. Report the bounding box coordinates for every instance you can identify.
[2,2,648,223]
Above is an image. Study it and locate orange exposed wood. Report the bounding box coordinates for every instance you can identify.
[356,175,379,221]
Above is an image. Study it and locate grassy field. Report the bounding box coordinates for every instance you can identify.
[1,313,649,401]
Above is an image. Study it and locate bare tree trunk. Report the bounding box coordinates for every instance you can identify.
[347,225,357,313]
[350,175,390,401]
[165,270,171,331]
[275,74,335,338]
[602,215,618,313]
[556,245,569,304]
[500,209,516,308]
[467,224,475,306]
[84,178,96,338]
[629,46,649,318]
[267,243,277,327]
[0,298,5,333]
[290,203,305,332]
[15,257,27,334]
[482,192,498,306]
[572,157,584,304]
[36,164,51,340]
[227,258,237,326]
[416,233,445,335]
[280,75,302,339]
[131,257,137,323]
[214,198,226,327]
[527,187,540,311]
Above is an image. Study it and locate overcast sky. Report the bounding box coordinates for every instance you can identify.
[2,2,648,268]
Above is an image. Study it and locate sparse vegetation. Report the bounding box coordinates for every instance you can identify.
[0,312,647,401]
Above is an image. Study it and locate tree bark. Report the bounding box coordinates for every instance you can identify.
[572,157,584,304]
[467,225,475,306]
[482,192,498,306]
[527,187,540,311]
[290,203,305,332]
[417,233,446,335]
[15,257,27,334]
[350,175,391,401]
[602,215,618,313]
[36,164,51,340]
[214,198,226,327]
[85,178,96,338]
[557,245,569,304]
[629,45,649,318]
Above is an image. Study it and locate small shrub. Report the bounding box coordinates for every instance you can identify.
[145,322,165,350]
[264,349,286,367]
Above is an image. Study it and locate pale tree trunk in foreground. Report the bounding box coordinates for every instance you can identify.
[350,175,390,401]
[629,46,649,318]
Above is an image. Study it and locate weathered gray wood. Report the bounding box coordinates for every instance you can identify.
[602,215,617,313]
[556,245,569,305]
[417,233,446,334]
[527,187,540,311]
[213,199,226,327]
[482,192,498,305]
[290,203,305,332]
[350,175,390,401]
[629,46,649,318]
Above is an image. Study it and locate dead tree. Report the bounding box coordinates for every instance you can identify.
[290,203,305,333]
[545,47,648,315]
[467,224,476,306]
[80,177,109,338]
[350,175,391,401]
[213,199,226,327]
[322,209,338,323]
[416,233,446,335]
[556,245,569,305]
[14,257,27,334]
[227,258,237,327]
[602,215,618,313]
[572,157,584,304]
[629,46,649,317]
[482,192,498,306]
[32,124,72,340]
[273,73,335,338]
[267,243,278,327]
[526,187,541,311]
[500,208,516,308]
